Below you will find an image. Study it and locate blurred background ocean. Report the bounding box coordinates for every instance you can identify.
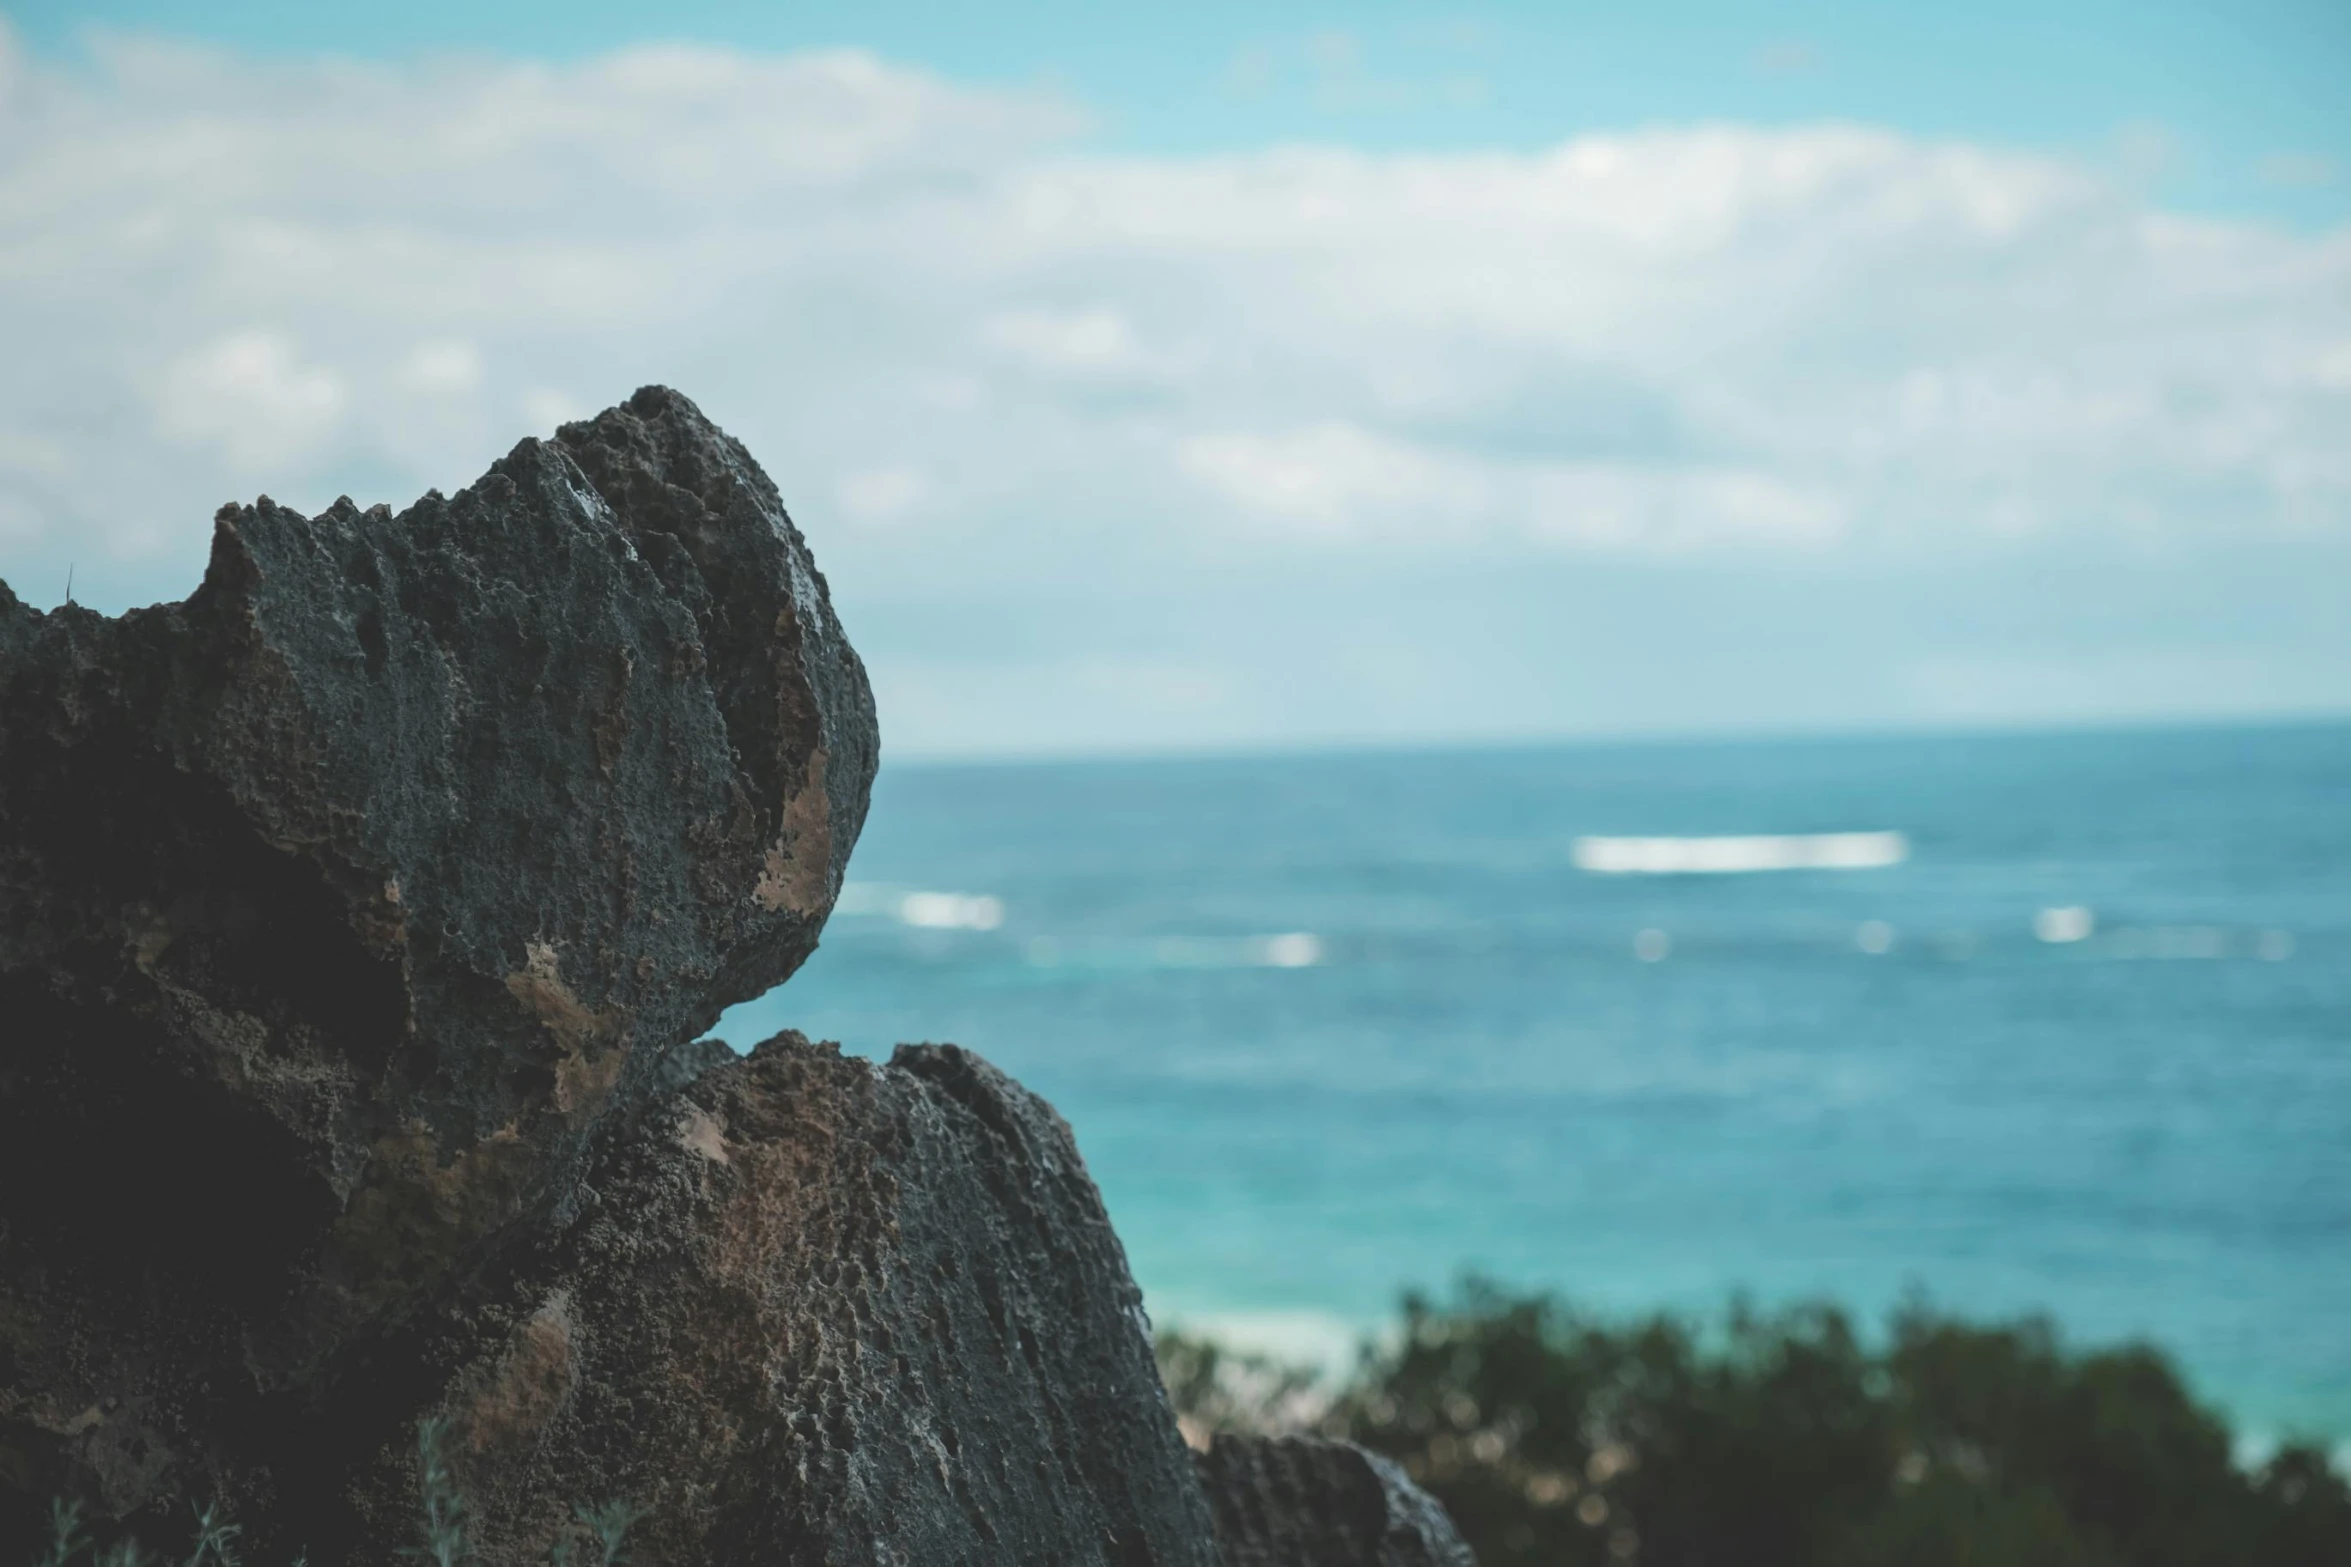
[717,718,2351,1449]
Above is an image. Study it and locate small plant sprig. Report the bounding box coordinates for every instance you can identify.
[547,1499,646,1567]
[30,1494,240,1567]
[182,1500,241,1567]
[31,1425,645,1567]
[37,1498,90,1567]
[401,1418,470,1567]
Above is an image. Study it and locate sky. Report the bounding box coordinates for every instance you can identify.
[1,2,2346,757]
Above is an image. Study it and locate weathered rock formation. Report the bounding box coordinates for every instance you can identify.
[0,388,1469,1564]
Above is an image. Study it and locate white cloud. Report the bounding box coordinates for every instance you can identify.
[837,466,931,522]
[401,338,486,395]
[2309,341,2351,391]
[1179,424,1485,538]
[155,330,347,474]
[982,307,1153,377]
[1178,425,1842,551]
[0,22,2345,745]
[520,388,588,432]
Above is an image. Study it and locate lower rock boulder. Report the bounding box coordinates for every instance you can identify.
[1196,1434,1476,1567]
[296,1034,1223,1565]
[10,1024,1484,1566]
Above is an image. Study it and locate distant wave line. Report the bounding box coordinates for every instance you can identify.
[1573,831,1909,875]
[1026,932,1324,971]
[835,883,1007,930]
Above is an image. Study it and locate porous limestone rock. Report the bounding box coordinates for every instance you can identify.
[0,387,875,1313]
[0,390,1470,1564]
[1,387,896,1553]
[318,1033,1217,1565]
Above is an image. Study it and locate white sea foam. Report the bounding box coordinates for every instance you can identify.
[1573,830,1909,875]
[897,891,1005,930]
[834,882,1008,930]
[1254,932,1324,968]
[2034,905,2095,944]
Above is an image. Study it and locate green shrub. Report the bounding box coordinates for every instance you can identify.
[1159,1281,2351,1567]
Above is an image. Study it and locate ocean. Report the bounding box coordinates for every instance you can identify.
[712,721,2351,1446]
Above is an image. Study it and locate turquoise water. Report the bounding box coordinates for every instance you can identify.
[714,722,2351,1443]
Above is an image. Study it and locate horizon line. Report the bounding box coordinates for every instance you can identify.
[872,706,2351,771]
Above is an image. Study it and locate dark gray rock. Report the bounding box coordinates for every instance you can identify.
[1196,1435,1477,1567]
[0,387,888,1550]
[0,389,1466,1564]
[0,386,875,1314]
[316,1033,1216,1566]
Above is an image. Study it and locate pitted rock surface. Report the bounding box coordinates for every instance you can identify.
[1,387,871,1269]
[315,1034,1218,1566]
[0,390,1467,1564]
[1196,1435,1477,1567]
[0,389,883,1547]
[0,387,872,1237]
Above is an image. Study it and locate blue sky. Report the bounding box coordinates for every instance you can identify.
[2,3,2346,754]
[16,0,2346,222]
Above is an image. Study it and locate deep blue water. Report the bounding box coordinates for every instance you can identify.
[714,722,2351,1443]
